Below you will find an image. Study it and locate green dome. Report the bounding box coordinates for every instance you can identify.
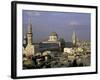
[50,32,58,36]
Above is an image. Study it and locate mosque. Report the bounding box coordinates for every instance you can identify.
[39,32,61,52]
[22,22,77,56]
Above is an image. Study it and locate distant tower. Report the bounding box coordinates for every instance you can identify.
[27,22,33,45]
[72,31,77,47]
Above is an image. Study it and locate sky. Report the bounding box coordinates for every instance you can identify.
[22,10,91,43]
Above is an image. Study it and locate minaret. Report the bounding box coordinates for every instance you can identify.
[24,18,39,56]
[72,31,77,47]
[27,21,33,45]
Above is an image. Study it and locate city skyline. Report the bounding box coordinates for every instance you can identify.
[23,10,91,43]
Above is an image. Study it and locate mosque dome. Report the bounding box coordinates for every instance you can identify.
[50,32,58,36]
[48,32,58,42]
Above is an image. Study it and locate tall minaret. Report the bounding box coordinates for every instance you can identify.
[72,31,77,47]
[27,21,33,45]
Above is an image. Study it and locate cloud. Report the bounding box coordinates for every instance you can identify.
[33,12,41,16]
[69,21,80,26]
[51,12,65,16]
[26,11,41,17]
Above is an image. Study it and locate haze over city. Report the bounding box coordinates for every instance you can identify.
[23,10,91,43]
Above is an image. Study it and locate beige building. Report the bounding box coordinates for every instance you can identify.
[64,48,73,53]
